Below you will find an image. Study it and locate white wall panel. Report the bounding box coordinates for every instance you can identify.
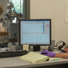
[30,0,68,43]
[30,0,55,40]
[55,0,67,42]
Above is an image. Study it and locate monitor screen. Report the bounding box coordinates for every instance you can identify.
[19,19,51,45]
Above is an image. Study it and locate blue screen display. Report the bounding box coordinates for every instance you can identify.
[20,20,51,45]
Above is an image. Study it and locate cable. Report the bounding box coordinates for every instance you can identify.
[56,40,66,50]
[56,40,65,47]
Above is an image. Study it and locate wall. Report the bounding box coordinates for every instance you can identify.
[30,0,55,40]
[55,0,67,42]
[30,0,67,43]
[0,0,68,43]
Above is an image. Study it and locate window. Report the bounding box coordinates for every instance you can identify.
[11,0,23,14]
[9,0,30,19]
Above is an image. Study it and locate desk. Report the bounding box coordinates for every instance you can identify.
[0,57,68,68]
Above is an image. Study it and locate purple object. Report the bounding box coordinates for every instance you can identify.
[40,50,56,57]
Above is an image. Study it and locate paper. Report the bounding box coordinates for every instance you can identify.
[49,58,62,61]
[65,0,68,23]
[66,0,68,10]
[19,52,49,64]
[65,11,68,23]
[23,45,29,51]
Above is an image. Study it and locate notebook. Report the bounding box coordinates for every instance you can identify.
[19,52,49,64]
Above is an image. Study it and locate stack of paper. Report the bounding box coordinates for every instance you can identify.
[19,52,49,64]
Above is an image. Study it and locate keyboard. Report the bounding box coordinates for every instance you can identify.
[0,50,28,58]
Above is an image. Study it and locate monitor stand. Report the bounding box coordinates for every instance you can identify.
[29,45,40,51]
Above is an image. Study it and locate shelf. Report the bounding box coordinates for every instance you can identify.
[0,31,8,36]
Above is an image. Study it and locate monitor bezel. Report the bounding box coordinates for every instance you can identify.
[19,19,51,46]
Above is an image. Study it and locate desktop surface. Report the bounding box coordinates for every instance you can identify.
[0,56,68,68]
[0,48,68,68]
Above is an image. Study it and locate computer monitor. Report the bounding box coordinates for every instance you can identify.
[19,19,51,51]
